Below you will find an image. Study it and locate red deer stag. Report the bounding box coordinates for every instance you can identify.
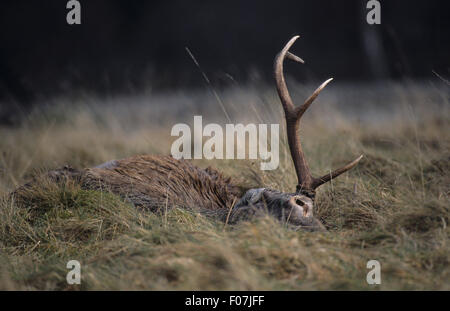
[13,36,363,231]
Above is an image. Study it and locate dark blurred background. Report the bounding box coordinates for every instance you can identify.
[0,0,448,116]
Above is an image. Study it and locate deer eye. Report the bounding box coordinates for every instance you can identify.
[295,198,305,206]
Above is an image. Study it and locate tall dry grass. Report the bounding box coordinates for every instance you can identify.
[0,81,448,290]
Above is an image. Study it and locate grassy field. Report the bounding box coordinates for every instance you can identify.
[0,81,448,290]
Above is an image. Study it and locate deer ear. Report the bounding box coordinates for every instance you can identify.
[235,188,266,207]
[249,188,265,204]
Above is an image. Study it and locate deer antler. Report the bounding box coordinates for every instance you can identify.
[274,35,363,197]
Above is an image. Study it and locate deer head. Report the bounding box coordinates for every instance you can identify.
[231,36,363,231]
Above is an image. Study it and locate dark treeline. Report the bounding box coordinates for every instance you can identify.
[0,0,448,105]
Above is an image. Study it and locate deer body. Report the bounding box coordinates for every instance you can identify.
[26,155,323,230]
[13,36,363,232]
[86,155,241,212]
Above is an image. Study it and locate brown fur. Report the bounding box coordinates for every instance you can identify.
[14,155,243,214]
[12,155,325,231]
[82,155,242,211]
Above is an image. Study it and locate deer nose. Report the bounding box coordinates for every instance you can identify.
[295,198,305,206]
[290,196,308,216]
[302,205,309,217]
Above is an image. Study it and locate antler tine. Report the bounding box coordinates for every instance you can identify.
[312,155,364,189]
[296,78,333,119]
[274,35,304,115]
[286,51,305,64]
